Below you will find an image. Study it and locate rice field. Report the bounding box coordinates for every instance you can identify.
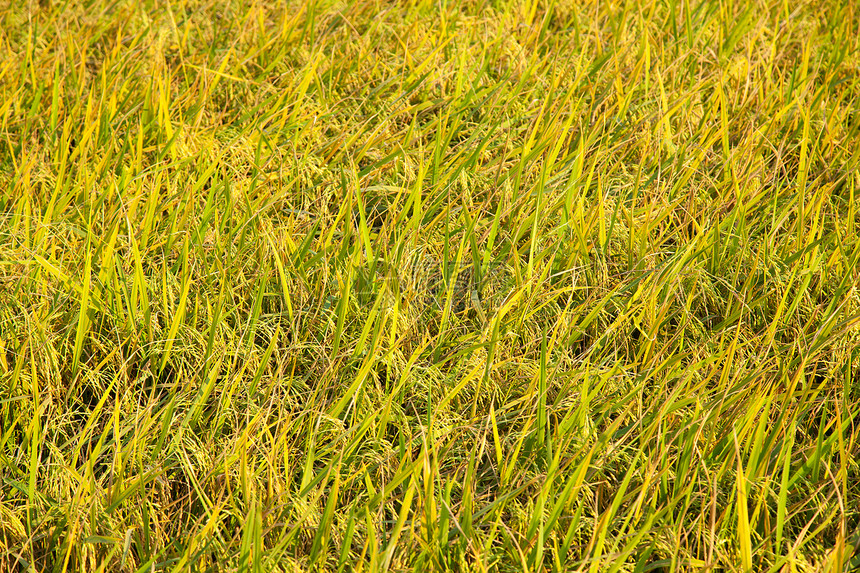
[1,0,859,570]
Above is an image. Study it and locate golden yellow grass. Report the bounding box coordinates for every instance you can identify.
[1,0,859,571]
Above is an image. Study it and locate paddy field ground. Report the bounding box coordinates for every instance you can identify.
[1,0,859,570]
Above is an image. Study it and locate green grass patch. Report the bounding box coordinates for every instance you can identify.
[1,0,860,570]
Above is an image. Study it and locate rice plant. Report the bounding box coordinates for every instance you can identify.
[1,0,859,571]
